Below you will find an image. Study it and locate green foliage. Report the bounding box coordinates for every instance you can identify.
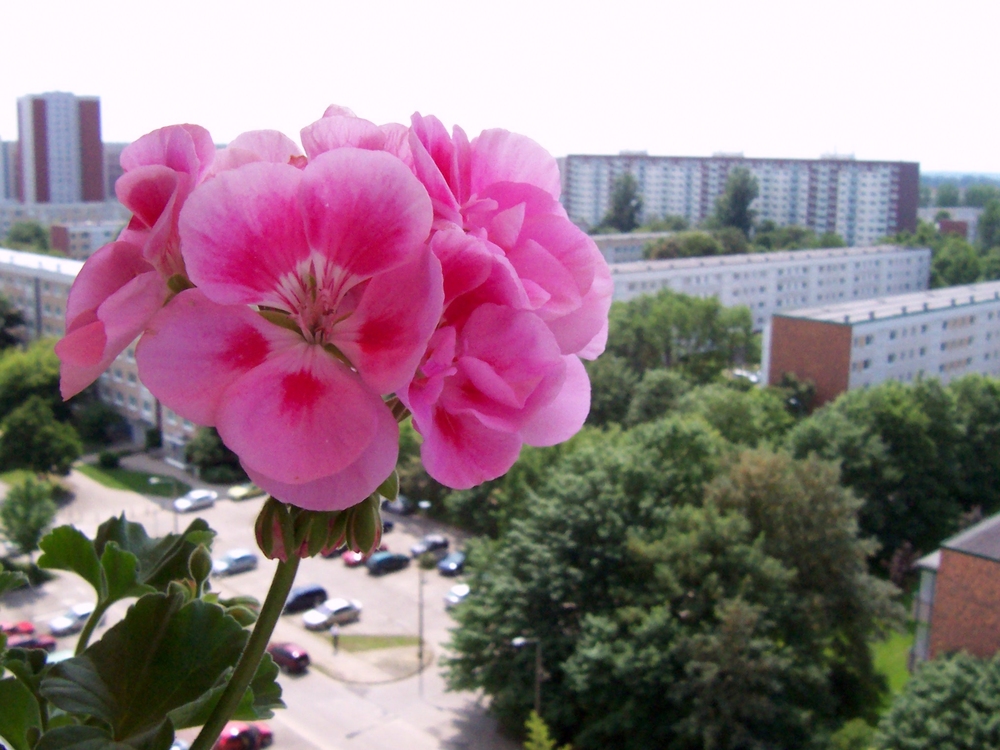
[4,221,49,252]
[753,222,845,251]
[874,653,1000,749]
[524,711,571,750]
[0,477,57,558]
[98,450,121,469]
[0,295,26,351]
[0,569,29,597]
[962,183,1000,208]
[830,719,876,750]
[979,198,1000,250]
[584,355,638,427]
[676,384,795,447]
[0,340,67,423]
[75,464,191,497]
[645,231,724,260]
[599,173,643,233]
[931,236,981,287]
[640,214,688,232]
[712,167,759,235]
[606,289,757,384]
[624,368,692,426]
[935,182,961,207]
[185,427,247,483]
[70,398,128,446]
[0,396,82,475]
[145,427,163,450]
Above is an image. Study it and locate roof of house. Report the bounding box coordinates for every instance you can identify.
[916,512,1000,570]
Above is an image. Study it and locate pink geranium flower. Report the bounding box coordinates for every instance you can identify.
[57,124,215,399]
[136,148,441,509]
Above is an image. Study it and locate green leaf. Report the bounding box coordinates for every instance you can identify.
[101,543,155,604]
[169,652,283,729]
[93,515,215,591]
[377,470,399,501]
[38,526,102,594]
[0,676,42,750]
[41,592,248,742]
[34,723,171,750]
[3,646,50,695]
[0,570,29,597]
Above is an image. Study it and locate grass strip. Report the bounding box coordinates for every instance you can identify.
[76,464,191,497]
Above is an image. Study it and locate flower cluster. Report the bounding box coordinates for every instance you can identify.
[57,107,611,510]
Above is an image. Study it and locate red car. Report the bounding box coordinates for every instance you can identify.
[341,544,387,567]
[0,621,35,636]
[7,634,57,652]
[213,722,272,750]
[266,642,310,674]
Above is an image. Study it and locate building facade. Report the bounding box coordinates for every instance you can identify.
[913,513,1000,664]
[611,244,931,330]
[763,279,1000,405]
[0,141,15,202]
[560,153,920,247]
[591,231,675,264]
[50,221,126,258]
[0,247,196,462]
[16,92,104,204]
[0,201,130,248]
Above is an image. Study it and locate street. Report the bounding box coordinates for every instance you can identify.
[0,459,518,750]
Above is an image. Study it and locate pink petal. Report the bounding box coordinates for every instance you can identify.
[470,129,561,200]
[211,130,303,175]
[322,104,357,118]
[300,115,386,159]
[299,149,433,280]
[417,406,523,490]
[120,124,215,182]
[331,245,443,394]
[378,123,413,167]
[179,162,311,307]
[216,345,385,484]
[243,404,398,511]
[408,118,462,225]
[547,248,612,358]
[136,290,299,426]
[114,165,192,276]
[520,355,590,446]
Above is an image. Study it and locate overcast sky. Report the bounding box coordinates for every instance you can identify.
[3,0,997,173]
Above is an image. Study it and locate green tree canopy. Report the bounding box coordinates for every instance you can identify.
[978,198,1000,250]
[712,167,758,235]
[645,231,724,260]
[184,427,247,483]
[583,355,639,428]
[962,183,1000,208]
[931,236,982,287]
[676,383,794,447]
[640,214,688,232]
[0,339,68,422]
[5,221,49,251]
[0,294,26,350]
[624,368,692,426]
[599,173,643,233]
[0,476,57,557]
[935,182,961,208]
[0,395,82,475]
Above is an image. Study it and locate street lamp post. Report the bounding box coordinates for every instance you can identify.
[149,475,179,534]
[512,636,542,716]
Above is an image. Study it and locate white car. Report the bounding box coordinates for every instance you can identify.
[173,489,218,513]
[302,598,362,630]
[444,583,470,610]
[49,602,97,637]
[212,549,259,577]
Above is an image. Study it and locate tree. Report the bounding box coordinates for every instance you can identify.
[645,231,723,260]
[978,198,1000,250]
[676,383,794,447]
[0,339,68,422]
[935,182,961,208]
[712,167,758,236]
[0,294,26,350]
[624,368,692,426]
[640,214,688,232]
[0,476,57,558]
[5,221,49,251]
[949,374,1000,516]
[599,173,643,233]
[0,395,82,475]
[962,183,1000,208]
[583,355,639,427]
[931,237,981,287]
[874,653,1000,750]
[524,711,572,750]
[185,427,248,483]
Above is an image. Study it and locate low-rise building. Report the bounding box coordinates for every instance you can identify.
[49,220,124,258]
[763,279,1000,405]
[0,201,130,246]
[913,512,1000,664]
[591,231,675,264]
[611,244,931,330]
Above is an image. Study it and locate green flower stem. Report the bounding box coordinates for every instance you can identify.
[75,599,112,655]
[190,554,300,750]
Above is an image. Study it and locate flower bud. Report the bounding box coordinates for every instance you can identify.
[188,544,213,591]
[346,494,382,555]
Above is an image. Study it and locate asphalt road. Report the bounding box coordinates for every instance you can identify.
[0,461,518,750]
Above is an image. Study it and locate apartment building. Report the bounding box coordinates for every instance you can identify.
[763,279,1000,405]
[0,247,196,463]
[0,201,130,248]
[50,221,125,258]
[591,231,675,264]
[0,141,15,202]
[560,153,919,247]
[611,244,931,330]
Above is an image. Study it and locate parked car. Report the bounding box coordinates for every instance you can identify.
[444,583,471,610]
[283,584,328,614]
[381,495,414,515]
[0,620,35,636]
[227,482,265,501]
[49,602,97,637]
[173,489,218,513]
[213,722,272,750]
[266,642,310,674]
[302,598,362,630]
[342,544,387,567]
[212,549,259,577]
[7,634,57,652]
[366,551,411,576]
[381,518,395,533]
[410,534,449,558]
[437,551,466,576]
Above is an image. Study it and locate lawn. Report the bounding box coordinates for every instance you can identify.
[76,464,191,497]
[335,634,421,652]
[0,469,36,486]
[873,623,916,699]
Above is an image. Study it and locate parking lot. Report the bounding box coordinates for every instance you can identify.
[0,457,517,750]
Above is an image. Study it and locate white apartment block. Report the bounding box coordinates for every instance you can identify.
[611,244,931,330]
[591,231,675,264]
[560,154,920,247]
[0,247,196,462]
[763,279,1000,405]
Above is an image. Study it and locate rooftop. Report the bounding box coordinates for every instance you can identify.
[774,279,1000,326]
[917,513,1000,570]
[608,244,928,276]
[0,247,84,279]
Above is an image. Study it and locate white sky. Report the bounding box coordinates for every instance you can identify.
[3,0,998,173]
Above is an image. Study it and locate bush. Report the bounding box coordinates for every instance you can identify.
[200,463,248,485]
[72,399,129,445]
[0,556,54,587]
[145,428,163,450]
[98,450,121,469]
